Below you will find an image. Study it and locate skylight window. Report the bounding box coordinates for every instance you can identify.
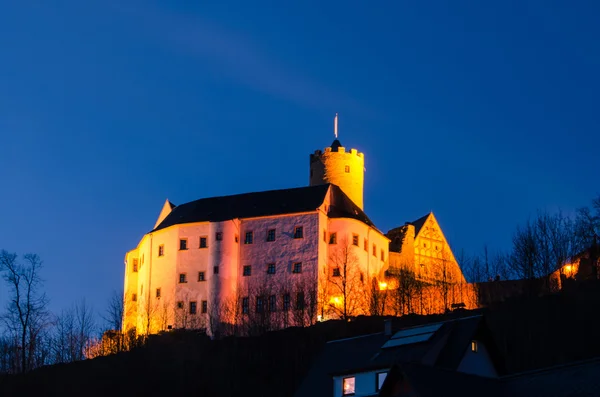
[381,322,443,349]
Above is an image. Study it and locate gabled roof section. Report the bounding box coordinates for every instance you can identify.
[379,362,502,397]
[154,199,176,229]
[411,212,432,237]
[295,316,497,397]
[328,185,378,230]
[151,184,379,233]
[153,185,330,232]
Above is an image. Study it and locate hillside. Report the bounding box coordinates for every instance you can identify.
[2,282,600,396]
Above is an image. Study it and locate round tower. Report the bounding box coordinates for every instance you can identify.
[309,139,365,209]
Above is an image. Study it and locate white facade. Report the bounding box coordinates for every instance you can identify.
[123,186,390,335]
[457,339,498,378]
[333,369,388,397]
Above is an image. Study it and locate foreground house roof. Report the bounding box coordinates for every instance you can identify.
[294,315,503,397]
[152,184,377,232]
[379,357,600,397]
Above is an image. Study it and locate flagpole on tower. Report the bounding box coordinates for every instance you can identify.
[334,113,338,139]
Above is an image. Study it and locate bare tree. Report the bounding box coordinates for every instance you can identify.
[0,251,50,373]
[387,262,421,316]
[327,237,367,320]
[102,290,124,332]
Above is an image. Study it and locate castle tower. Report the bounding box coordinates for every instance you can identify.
[309,116,365,209]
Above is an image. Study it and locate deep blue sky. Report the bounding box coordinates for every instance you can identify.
[1,1,599,315]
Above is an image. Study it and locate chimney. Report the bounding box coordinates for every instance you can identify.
[384,319,392,336]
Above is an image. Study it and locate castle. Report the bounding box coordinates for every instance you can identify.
[123,119,469,335]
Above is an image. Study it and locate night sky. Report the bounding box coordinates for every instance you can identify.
[1,1,599,315]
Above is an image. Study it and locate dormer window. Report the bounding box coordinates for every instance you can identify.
[342,377,355,396]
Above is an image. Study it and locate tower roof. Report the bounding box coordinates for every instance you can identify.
[330,139,343,152]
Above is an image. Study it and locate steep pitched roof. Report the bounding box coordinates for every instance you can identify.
[294,316,496,397]
[410,213,431,237]
[379,357,600,397]
[503,357,600,396]
[152,184,377,233]
[379,362,502,397]
[294,333,389,397]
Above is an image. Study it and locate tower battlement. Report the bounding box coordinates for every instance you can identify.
[309,139,365,210]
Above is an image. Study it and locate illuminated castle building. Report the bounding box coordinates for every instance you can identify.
[123,116,469,335]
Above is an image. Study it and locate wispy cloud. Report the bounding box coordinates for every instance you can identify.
[112,2,370,113]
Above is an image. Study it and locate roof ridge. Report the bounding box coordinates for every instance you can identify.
[501,356,600,379]
[327,332,384,344]
[181,184,332,206]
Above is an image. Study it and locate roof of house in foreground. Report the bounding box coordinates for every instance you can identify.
[294,316,497,397]
[152,184,378,232]
[379,357,600,397]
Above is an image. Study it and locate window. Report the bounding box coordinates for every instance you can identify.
[179,239,188,250]
[296,292,305,310]
[256,297,264,313]
[214,266,219,275]
[242,297,249,314]
[292,262,302,274]
[189,301,197,315]
[268,295,276,312]
[216,232,223,241]
[333,267,341,277]
[179,273,187,283]
[342,377,355,395]
[235,235,239,243]
[156,288,161,298]
[360,272,364,282]
[266,229,276,242]
[201,300,208,314]
[364,238,368,251]
[373,244,377,256]
[323,230,327,242]
[376,372,388,391]
[132,293,137,302]
[199,236,208,248]
[243,265,252,276]
[132,259,138,272]
[283,294,291,311]
[244,231,253,244]
[267,263,276,274]
[352,234,359,246]
[381,249,385,261]
[293,226,303,239]
[329,232,337,245]
[471,340,478,352]
[177,301,184,309]
[198,271,205,282]
[158,245,164,257]
[344,165,350,173]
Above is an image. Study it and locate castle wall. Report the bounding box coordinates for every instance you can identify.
[237,212,320,306]
[310,147,365,209]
